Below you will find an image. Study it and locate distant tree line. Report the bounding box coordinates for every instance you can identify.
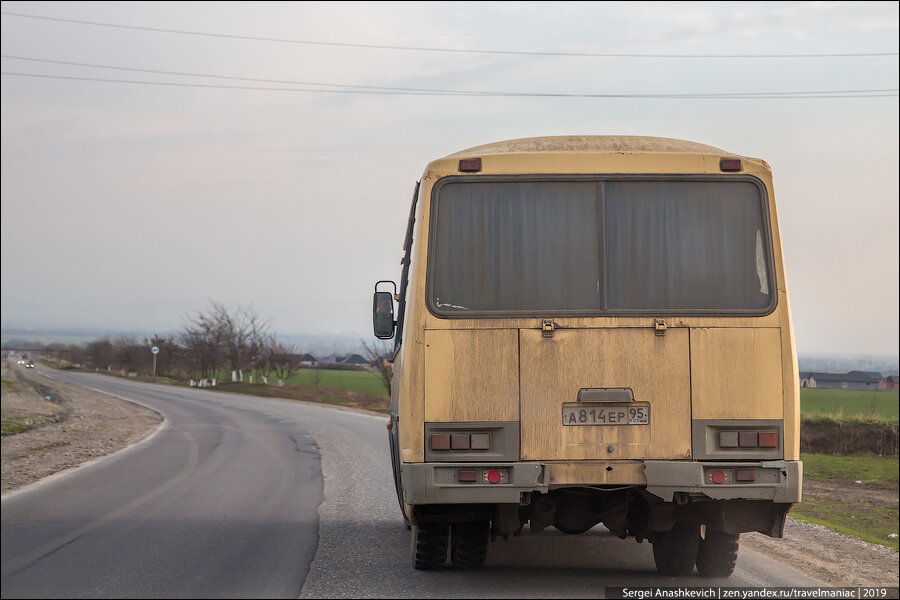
[5,302,303,385]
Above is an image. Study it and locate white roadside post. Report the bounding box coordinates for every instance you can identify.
[151,345,159,379]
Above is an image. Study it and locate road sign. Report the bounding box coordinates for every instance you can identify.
[151,346,159,378]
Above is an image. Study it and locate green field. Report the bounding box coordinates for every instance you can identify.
[283,368,389,398]
[800,388,899,423]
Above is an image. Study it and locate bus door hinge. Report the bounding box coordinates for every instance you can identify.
[654,319,667,336]
[542,319,555,338]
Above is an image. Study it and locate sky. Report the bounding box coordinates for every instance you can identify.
[1,1,898,357]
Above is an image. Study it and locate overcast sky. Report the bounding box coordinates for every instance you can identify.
[1,1,898,357]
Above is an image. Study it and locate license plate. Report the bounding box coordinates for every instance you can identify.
[562,404,650,426]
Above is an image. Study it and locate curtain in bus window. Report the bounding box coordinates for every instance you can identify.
[604,181,771,310]
[432,181,601,312]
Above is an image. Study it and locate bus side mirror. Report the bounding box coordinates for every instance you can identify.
[373,283,396,339]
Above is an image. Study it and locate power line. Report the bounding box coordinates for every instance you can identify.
[3,71,897,99]
[2,10,897,59]
[0,54,493,95]
[5,54,897,98]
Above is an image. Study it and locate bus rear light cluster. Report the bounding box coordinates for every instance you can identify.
[707,468,759,484]
[718,430,778,449]
[456,468,507,484]
[431,432,491,451]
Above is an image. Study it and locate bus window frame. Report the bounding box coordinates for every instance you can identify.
[425,173,778,319]
[393,181,420,356]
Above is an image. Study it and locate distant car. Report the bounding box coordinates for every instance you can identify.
[25,361,35,368]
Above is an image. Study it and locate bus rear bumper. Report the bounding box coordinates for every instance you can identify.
[400,460,801,505]
[644,460,802,504]
[401,462,546,504]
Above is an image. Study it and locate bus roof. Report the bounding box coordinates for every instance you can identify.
[444,136,739,158]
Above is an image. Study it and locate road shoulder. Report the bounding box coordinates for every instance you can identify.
[1,361,161,495]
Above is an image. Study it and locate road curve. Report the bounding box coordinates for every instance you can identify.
[2,367,827,598]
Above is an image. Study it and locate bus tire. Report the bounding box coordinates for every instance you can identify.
[450,521,490,570]
[652,522,700,576]
[697,529,739,577]
[411,522,449,570]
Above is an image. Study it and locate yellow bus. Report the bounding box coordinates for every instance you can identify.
[373,136,801,575]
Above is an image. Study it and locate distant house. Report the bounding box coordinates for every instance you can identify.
[805,371,882,391]
[848,370,884,381]
[880,375,899,391]
[340,353,371,368]
[799,372,811,388]
[299,353,318,367]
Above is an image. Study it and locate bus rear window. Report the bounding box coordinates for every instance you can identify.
[429,178,773,315]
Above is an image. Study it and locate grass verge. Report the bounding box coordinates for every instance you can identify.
[211,381,389,413]
[791,453,899,550]
[801,453,899,490]
[1,419,34,437]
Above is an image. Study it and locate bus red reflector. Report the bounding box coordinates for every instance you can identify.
[720,158,743,172]
[758,432,778,448]
[711,470,726,484]
[431,434,450,450]
[458,470,478,482]
[459,158,482,172]
[486,470,502,484]
[736,470,756,482]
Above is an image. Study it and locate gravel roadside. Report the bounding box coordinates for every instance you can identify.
[1,361,897,587]
[1,360,161,495]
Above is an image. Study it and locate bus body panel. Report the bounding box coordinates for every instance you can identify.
[424,329,519,423]
[519,327,691,461]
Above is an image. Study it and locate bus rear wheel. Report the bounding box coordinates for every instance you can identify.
[697,529,740,577]
[652,522,701,575]
[411,522,449,570]
[450,521,490,570]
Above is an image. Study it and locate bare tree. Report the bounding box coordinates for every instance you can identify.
[86,338,115,371]
[179,308,224,380]
[269,341,298,386]
[360,337,393,397]
[178,301,272,383]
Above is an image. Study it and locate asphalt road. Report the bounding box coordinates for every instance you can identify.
[2,368,828,598]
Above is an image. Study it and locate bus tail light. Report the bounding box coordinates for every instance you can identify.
[736,470,756,482]
[458,470,478,483]
[430,431,493,452]
[431,434,450,450]
[720,158,742,172]
[459,158,482,172]
[717,430,778,449]
[451,434,470,450]
[758,432,778,448]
